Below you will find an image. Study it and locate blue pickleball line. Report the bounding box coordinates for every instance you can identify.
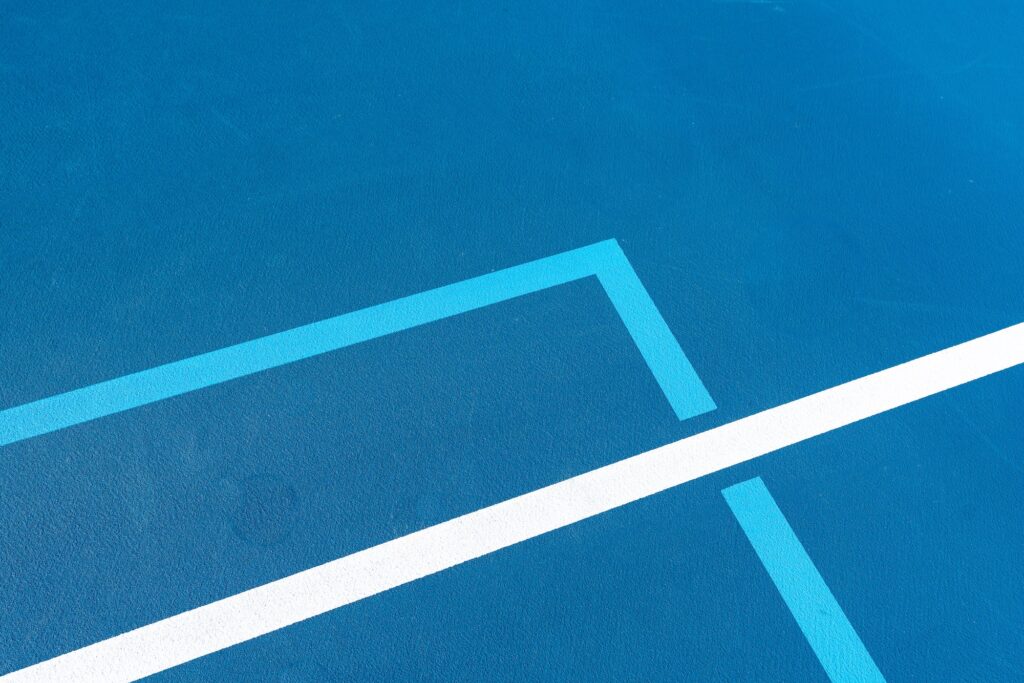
[596,240,715,422]
[722,477,886,683]
[0,239,714,448]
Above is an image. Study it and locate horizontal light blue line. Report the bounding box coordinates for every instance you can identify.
[0,239,715,448]
[722,477,886,683]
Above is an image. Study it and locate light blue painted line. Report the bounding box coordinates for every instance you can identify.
[596,240,715,420]
[722,477,886,683]
[0,239,714,448]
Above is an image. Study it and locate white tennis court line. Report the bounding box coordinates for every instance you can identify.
[6,322,1023,682]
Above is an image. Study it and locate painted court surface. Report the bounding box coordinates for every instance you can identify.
[2,2,1023,681]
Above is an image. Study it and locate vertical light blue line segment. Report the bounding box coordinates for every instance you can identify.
[595,240,715,420]
[1,239,713,448]
[722,477,885,683]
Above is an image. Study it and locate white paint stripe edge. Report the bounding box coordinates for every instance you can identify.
[7,322,1024,682]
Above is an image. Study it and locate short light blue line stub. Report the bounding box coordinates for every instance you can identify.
[0,239,715,448]
[722,477,886,683]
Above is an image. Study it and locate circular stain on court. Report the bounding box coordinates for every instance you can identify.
[230,474,300,546]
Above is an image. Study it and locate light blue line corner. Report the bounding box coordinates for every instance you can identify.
[1,239,714,448]
[595,240,716,420]
[722,477,886,683]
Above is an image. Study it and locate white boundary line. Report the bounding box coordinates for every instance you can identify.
[6,322,1024,682]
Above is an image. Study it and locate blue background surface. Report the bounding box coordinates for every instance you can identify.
[2,1,1023,679]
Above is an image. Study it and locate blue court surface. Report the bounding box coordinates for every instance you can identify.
[2,2,1023,681]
